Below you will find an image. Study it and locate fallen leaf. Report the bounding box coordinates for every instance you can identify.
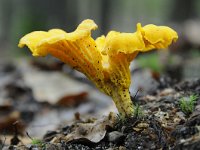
[51,113,116,143]
[56,92,88,107]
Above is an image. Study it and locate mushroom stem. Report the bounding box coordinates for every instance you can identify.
[112,87,134,118]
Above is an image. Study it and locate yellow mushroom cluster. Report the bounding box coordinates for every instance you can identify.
[18,19,178,118]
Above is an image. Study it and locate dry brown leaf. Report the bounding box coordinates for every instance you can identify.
[56,92,88,107]
[52,113,116,143]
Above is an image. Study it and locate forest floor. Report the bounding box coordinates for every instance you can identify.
[0,55,200,150]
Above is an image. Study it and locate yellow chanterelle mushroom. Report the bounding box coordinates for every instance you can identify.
[18,19,178,118]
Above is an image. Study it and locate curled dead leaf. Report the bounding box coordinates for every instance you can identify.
[51,113,116,143]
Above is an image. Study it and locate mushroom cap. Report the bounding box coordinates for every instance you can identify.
[101,23,178,56]
[18,19,98,56]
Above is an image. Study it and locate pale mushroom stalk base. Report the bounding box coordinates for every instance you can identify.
[111,87,134,117]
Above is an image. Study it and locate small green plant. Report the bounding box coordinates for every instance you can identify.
[30,138,46,149]
[133,104,144,118]
[26,132,46,149]
[31,139,44,146]
[179,94,199,116]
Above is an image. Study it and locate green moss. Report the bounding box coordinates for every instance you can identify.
[179,94,199,116]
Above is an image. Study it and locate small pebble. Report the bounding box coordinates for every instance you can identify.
[108,131,124,143]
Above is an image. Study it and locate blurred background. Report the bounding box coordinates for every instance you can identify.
[0,0,200,57]
[0,0,200,141]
